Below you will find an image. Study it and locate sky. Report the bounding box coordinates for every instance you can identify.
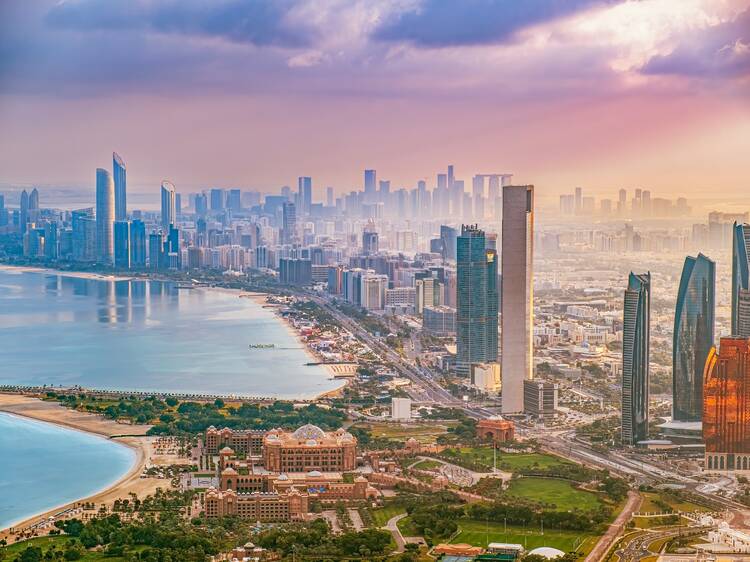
[0,0,748,200]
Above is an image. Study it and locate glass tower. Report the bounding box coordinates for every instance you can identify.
[673,254,715,422]
[622,272,650,446]
[160,181,176,230]
[732,223,750,337]
[95,168,115,264]
[113,152,127,222]
[456,225,498,375]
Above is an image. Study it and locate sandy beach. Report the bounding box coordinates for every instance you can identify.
[0,393,182,540]
[0,264,135,283]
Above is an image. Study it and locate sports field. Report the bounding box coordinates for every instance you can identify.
[506,477,602,511]
[450,519,595,553]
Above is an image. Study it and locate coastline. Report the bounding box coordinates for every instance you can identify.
[0,263,135,283]
[0,394,172,540]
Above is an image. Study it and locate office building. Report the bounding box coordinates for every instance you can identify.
[501,185,534,414]
[673,253,715,422]
[160,180,176,230]
[732,223,750,337]
[227,189,241,211]
[298,177,312,215]
[43,222,58,260]
[621,272,651,446]
[362,226,379,256]
[456,225,498,375]
[195,193,208,216]
[423,305,456,335]
[361,273,388,311]
[364,169,376,203]
[95,168,115,264]
[524,379,559,418]
[704,337,750,472]
[130,219,146,267]
[113,152,127,221]
[279,258,312,286]
[71,208,94,261]
[391,397,412,421]
[148,231,163,270]
[281,202,296,245]
[210,188,225,211]
[471,363,501,393]
[113,221,130,269]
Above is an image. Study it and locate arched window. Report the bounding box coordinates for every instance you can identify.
[708,456,713,470]
[720,456,725,470]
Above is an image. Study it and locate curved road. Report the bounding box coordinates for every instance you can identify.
[383,513,408,553]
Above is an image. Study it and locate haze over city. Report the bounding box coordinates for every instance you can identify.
[1,0,749,196]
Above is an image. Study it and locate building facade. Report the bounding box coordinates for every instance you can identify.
[733,223,750,337]
[204,488,308,521]
[673,253,715,422]
[501,185,534,413]
[160,180,176,230]
[622,272,651,446]
[113,152,127,222]
[704,337,750,472]
[456,225,498,376]
[95,168,115,264]
[262,425,357,473]
[523,379,559,418]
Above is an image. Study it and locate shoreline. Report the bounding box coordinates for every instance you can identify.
[0,263,135,282]
[0,394,166,540]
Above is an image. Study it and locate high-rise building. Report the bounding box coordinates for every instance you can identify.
[281,202,297,245]
[71,208,94,261]
[704,337,750,472]
[0,194,7,227]
[501,185,534,414]
[364,170,377,203]
[621,272,651,446]
[574,186,582,214]
[195,193,208,216]
[160,181,176,230]
[362,222,378,255]
[227,189,241,212]
[298,177,312,215]
[210,188,225,211]
[113,152,127,221]
[732,223,750,337]
[524,379,559,418]
[19,189,29,234]
[148,231,163,270]
[440,225,457,262]
[130,219,146,267]
[326,186,334,207]
[95,168,115,264]
[673,253,715,422]
[456,225,498,375]
[114,220,130,269]
[43,222,58,260]
[391,397,412,421]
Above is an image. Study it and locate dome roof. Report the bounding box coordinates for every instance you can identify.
[293,424,326,440]
[277,473,289,481]
[527,547,565,559]
[307,470,322,477]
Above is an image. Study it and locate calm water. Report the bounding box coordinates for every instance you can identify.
[0,268,340,398]
[0,412,136,530]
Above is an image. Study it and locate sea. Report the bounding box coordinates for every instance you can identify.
[0,267,342,398]
[0,412,136,530]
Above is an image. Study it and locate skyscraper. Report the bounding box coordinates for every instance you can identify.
[19,189,29,234]
[130,219,146,267]
[298,177,312,215]
[113,152,127,221]
[364,170,376,203]
[95,168,115,264]
[501,185,534,414]
[281,201,297,245]
[732,223,750,337]
[621,272,651,446]
[673,253,715,422]
[114,220,130,269]
[704,337,750,472]
[440,225,457,262]
[456,225,498,376]
[160,180,176,230]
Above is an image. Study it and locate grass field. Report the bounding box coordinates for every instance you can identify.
[352,421,456,444]
[412,459,443,471]
[450,519,594,553]
[442,448,571,471]
[371,505,406,527]
[639,492,711,514]
[506,477,602,512]
[0,536,132,561]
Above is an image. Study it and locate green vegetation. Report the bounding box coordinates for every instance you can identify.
[506,478,602,512]
[412,459,443,471]
[450,519,592,553]
[440,448,571,472]
[370,505,406,528]
[638,490,711,514]
[43,392,346,436]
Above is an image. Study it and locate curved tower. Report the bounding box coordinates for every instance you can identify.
[622,272,650,446]
[96,168,115,264]
[732,223,750,337]
[160,180,176,230]
[113,152,127,222]
[673,254,715,422]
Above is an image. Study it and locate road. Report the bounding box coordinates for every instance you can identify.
[383,513,408,553]
[584,490,641,562]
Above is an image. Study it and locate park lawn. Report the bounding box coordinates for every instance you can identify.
[506,477,602,512]
[450,519,594,553]
[412,459,443,471]
[1,535,132,561]
[442,448,571,471]
[372,505,406,527]
[639,492,710,514]
[352,421,456,444]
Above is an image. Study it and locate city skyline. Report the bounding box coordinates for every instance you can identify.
[0,0,748,195]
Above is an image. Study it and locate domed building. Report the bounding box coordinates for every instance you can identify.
[526,546,566,560]
[263,424,357,472]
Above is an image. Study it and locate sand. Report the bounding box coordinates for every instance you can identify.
[0,394,183,540]
[0,264,134,282]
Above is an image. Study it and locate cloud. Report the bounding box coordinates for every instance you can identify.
[642,6,750,78]
[44,0,311,48]
[373,0,620,47]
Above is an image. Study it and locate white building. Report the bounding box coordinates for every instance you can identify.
[471,363,501,393]
[391,397,412,420]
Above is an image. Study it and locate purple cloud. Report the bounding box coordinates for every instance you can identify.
[373,0,620,47]
[642,7,750,78]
